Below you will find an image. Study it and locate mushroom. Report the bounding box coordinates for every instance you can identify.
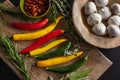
[111,3,120,15]
[87,13,102,26]
[107,24,120,37]
[94,0,109,7]
[108,15,120,26]
[98,7,112,20]
[84,1,97,15]
[92,23,106,35]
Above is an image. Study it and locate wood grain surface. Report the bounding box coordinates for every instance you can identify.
[0,0,112,80]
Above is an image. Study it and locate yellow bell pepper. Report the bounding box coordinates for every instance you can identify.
[37,51,83,67]
[13,16,63,41]
[30,39,68,56]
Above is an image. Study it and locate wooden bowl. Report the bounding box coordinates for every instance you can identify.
[72,0,120,49]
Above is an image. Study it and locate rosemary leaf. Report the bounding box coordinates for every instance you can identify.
[49,1,58,22]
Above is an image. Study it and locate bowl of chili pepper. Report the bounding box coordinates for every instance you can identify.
[20,0,51,18]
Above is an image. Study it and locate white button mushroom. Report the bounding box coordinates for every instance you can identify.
[84,1,97,15]
[108,15,120,26]
[94,0,109,7]
[111,3,120,15]
[92,23,106,35]
[107,24,120,37]
[98,7,112,20]
[87,13,102,26]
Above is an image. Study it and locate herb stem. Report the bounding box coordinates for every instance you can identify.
[0,36,31,80]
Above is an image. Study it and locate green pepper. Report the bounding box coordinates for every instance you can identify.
[46,54,89,73]
[35,41,71,60]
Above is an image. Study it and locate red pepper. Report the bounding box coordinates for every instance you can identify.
[9,18,48,30]
[20,29,64,54]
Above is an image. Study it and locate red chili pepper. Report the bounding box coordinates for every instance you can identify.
[9,18,48,30]
[20,29,64,54]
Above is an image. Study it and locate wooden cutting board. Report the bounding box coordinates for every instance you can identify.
[0,0,112,80]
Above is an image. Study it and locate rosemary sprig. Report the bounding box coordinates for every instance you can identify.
[49,1,58,22]
[0,36,31,80]
[51,0,81,48]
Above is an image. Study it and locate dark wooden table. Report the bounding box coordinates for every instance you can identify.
[0,0,120,80]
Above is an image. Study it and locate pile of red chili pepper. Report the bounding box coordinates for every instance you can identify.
[24,0,49,16]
